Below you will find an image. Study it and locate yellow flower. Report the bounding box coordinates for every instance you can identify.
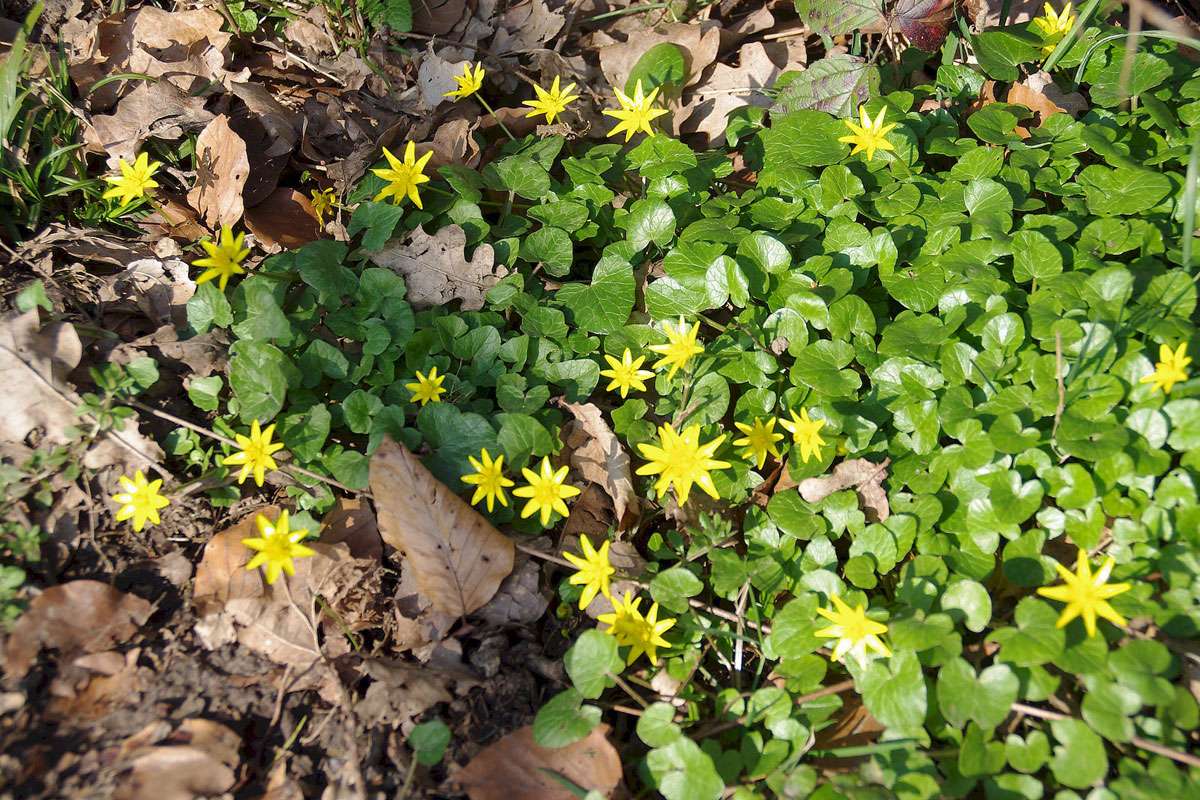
[815,595,892,665]
[600,348,655,398]
[102,152,162,206]
[310,188,337,225]
[838,106,898,162]
[1033,2,1076,54]
[1036,549,1131,638]
[522,76,580,124]
[111,470,170,532]
[733,417,785,470]
[193,226,250,291]
[562,534,615,610]
[1140,342,1191,394]
[242,509,316,585]
[462,448,515,512]
[648,317,704,380]
[444,61,486,101]
[406,366,447,406]
[512,456,581,526]
[780,408,826,464]
[372,141,433,209]
[603,80,669,142]
[636,422,730,506]
[222,419,285,487]
[598,589,644,644]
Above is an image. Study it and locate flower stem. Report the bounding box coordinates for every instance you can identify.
[477,96,516,141]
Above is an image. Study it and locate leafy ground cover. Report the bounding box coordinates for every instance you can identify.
[3,1,1200,798]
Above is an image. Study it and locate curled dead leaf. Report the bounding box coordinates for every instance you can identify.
[370,225,506,311]
[563,401,637,527]
[451,724,622,800]
[797,457,891,523]
[369,438,515,617]
[243,188,321,252]
[114,719,241,800]
[320,497,383,561]
[3,580,152,680]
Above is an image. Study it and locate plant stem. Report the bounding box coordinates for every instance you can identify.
[477,96,516,141]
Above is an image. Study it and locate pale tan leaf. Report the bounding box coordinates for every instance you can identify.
[563,401,637,525]
[3,581,152,679]
[451,724,622,800]
[370,225,506,311]
[596,21,721,92]
[187,114,250,229]
[797,457,891,523]
[354,659,454,728]
[114,719,240,800]
[369,438,514,617]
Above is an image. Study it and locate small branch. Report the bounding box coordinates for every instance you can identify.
[1012,702,1200,769]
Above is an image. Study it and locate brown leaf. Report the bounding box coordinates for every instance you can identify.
[188,114,250,229]
[1007,71,1087,123]
[491,0,566,55]
[0,310,163,475]
[48,648,144,720]
[3,581,152,679]
[369,438,515,617]
[114,719,240,800]
[476,557,548,627]
[127,325,229,378]
[412,0,468,35]
[595,21,721,93]
[563,401,637,526]
[86,81,214,162]
[370,224,506,311]
[451,724,622,800]
[354,659,454,728]
[797,458,891,523]
[243,188,321,252]
[320,497,383,561]
[97,257,195,328]
[192,509,380,667]
[679,41,795,147]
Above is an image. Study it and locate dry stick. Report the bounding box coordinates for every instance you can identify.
[1012,703,1200,769]
[126,399,362,494]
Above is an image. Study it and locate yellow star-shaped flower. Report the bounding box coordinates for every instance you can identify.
[636,422,730,506]
[406,366,447,406]
[815,595,892,666]
[461,448,515,512]
[627,600,675,666]
[603,80,669,142]
[1140,342,1191,394]
[838,106,897,162]
[648,317,704,380]
[102,152,162,207]
[372,141,433,209]
[444,61,486,101]
[512,456,581,526]
[598,589,644,644]
[522,76,580,124]
[111,470,170,532]
[1033,2,1076,54]
[733,417,785,470]
[192,226,250,292]
[600,348,655,398]
[222,419,285,487]
[562,534,615,610]
[310,187,338,225]
[1036,549,1131,638]
[780,408,826,464]
[242,509,316,585]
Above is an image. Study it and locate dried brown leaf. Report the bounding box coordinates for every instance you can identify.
[452,724,622,800]
[3,581,152,679]
[369,438,515,617]
[243,188,321,252]
[87,81,214,162]
[679,41,795,146]
[797,458,891,523]
[320,497,383,561]
[491,0,566,55]
[412,0,468,35]
[97,257,195,328]
[0,310,163,475]
[563,401,637,526]
[596,21,721,93]
[114,719,240,800]
[476,557,548,627]
[188,114,250,229]
[355,659,454,729]
[370,224,506,311]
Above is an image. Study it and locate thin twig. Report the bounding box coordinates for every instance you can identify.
[1012,702,1200,768]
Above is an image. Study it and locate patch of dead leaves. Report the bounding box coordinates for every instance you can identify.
[370,224,506,311]
[0,310,163,477]
[797,457,891,523]
[192,508,381,668]
[563,401,638,527]
[113,718,240,800]
[3,580,152,680]
[451,724,623,800]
